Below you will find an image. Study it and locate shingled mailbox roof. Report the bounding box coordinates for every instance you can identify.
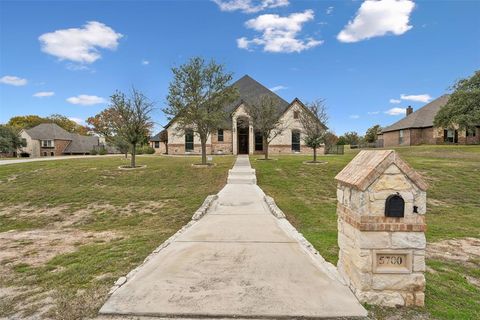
[335,150,428,191]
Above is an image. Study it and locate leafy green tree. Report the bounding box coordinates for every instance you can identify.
[8,115,45,130]
[109,89,154,168]
[8,114,89,134]
[299,99,328,162]
[47,114,90,135]
[324,131,339,147]
[434,70,480,130]
[164,57,238,165]
[365,124,382,143]
[341,131,361,145]
[245,95,288,160]
[0,125,26,154]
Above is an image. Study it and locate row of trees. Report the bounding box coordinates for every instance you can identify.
[7,114,90,134]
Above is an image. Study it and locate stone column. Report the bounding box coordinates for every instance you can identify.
[335,150,428,307]
[249,124,254,155]
[232,118,237,155]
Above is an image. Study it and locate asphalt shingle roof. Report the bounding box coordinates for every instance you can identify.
[382,95,450,133]
[25,123,72,140]
[164,75,291,129]
[25,123,99,154]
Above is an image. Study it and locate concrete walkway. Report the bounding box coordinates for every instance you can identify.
[99,156,367,319]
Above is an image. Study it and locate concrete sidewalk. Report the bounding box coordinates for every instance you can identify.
[0,154,121,166]
[99,156,367,319]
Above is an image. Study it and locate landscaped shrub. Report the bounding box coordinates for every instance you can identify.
[143,146,155,154]
[90,149,98,155]
[135,146,144,155]
[98,148,107,155]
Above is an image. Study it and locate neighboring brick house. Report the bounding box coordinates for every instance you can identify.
[19,123,100,157]
[157,75,326,155]
[381,95,480,147]
[149,130,168,154]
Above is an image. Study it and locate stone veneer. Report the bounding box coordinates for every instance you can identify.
[335,150,428,307]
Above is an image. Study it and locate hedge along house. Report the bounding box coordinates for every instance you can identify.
[19,123,100,157]
[158,75,326,155]
[381,95,480,147]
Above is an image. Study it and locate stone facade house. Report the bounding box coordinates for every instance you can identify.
[19,123,100,157]
[381,95,480,147]
[154,75,325,155]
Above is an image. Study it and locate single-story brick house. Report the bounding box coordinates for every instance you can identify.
[150,75,325,155]
[19,123,100,157]
[381,95,479,147]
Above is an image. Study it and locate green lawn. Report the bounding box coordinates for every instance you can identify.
[0,155,234,319]
[251,145,480,320]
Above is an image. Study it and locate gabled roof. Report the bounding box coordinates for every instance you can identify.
[25,123,99,154]
[335,150,428,191]
[149,130,167,142]
[227,75,290,115]
[25,123,72,140]
[382,95,450,133]
[64,135,99,153]
[164,75,290,129]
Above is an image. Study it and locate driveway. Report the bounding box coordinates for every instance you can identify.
[99,156,367,319]
[0,154,121,166]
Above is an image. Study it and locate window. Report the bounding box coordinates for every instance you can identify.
[443,129,458,143]
[50,152,54,156]
[292,130,301,152]
[41,140,54,148]
[43,152,47,157]
[217,129,224,142]
[399,130,404,144]
[185,129,194,151]
[154,141,160,148]
[22,138,27,146]
[293,111,299,119]
[466,127,476,137]
[254,131,263,151]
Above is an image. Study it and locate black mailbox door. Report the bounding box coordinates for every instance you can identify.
[385,194,405,217]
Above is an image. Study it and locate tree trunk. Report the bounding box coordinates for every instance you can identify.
[313,147,317,162]
[124,152,128,159]
[263,136,269,160]
[131,143,136,168]
[201,137,207,165]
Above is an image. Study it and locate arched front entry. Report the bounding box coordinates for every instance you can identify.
[237,116,249,154]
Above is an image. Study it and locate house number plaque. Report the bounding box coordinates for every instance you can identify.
[373,251,412,274]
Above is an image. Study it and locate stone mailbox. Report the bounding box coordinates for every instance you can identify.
[335,150,428,307]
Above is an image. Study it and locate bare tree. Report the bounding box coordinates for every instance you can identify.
[164,57,238,165]
[108,88,154,168]
[246,95,288,160]
[299,99,328,162]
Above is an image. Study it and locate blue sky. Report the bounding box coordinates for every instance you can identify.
[1,0,479,135]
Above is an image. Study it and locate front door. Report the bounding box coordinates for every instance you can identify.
[238,127,249,154]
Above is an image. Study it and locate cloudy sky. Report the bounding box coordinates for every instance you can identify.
[1,0,479,135]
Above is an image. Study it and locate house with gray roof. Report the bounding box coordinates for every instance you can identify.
[381,95,479,147]
[19,123,100,157]
[153,75,324,155]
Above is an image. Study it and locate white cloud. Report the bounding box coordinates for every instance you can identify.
[350,114,360,119]
[141,59,150,65]
[33,91,55,97]
[389,98,401,104]
[337,0,415,43]
[68,117,85,125]
[385,107,406,115]
[213,0,289,13]
[238,10,323,53]
[66,95,105,106]
[39,21,123,64]
[269,85,287,92]
[0,75,27,86]
[400,93,432,103]
[326,6,334,15]
[367,111,380,115]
